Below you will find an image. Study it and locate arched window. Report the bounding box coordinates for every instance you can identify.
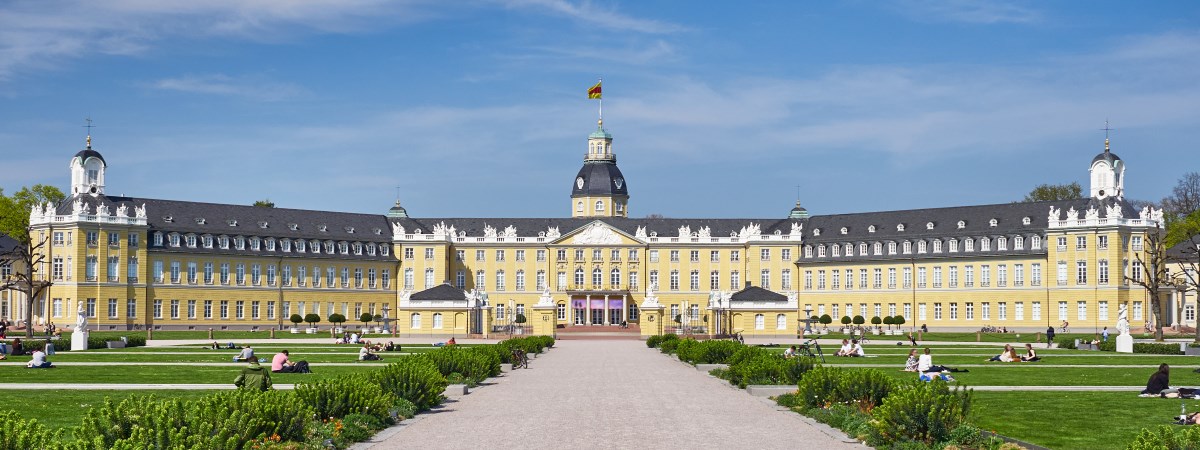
[845,244,853,256]
[817,245,826,257]
[868,225,876,233]
[859,243,868,255]
[1031,235,1042,250]
[957,220,966,229]
[610,268,621,288]
[980,237,991,251]
[902,241,912,254]
[574,268,585,286]
[831,245,840,257]
[576,201,583,212]
[873,242,883,255]
[410,313,421,329]
[948,239,958,252]
[1014,236,1024,249]
[932,240,942,253]
[964,238,975,252]
[989,218,998,227]
[592,267,603,287]
[755,314,765,330]
[997,236,1007,250]
[776,314,787,330]
[917,240,927,253]
[595,200,605,212]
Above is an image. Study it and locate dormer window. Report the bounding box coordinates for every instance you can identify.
[281,239,291,252]
[163,216,174,223]
[258,221,268,229]
[338,242,349,254]
[169,233,180,247]
[318,225,328,232]
[831,245,840,257]
[296,240,306,253]
[235,236,245,250]
[227,219,238,227]
[324,240,334,254]
[1022,217,1031,225]
[844,243,853,256]
[964,238,974,252]
[926,222,934,230]
[153,232,163,246]
[288,223,299,231]
[813,228,821,236]
[858,243,867,255]
[957,220,966,229]
[932,240,942,253]
[312,240,321,252]
[1014,236,1024,250]
[345,227,355,234]
[380,246,389,256]
[202,235,213,248]
[868,225,876,233]
[902,241,912,254]
[265,238,276,252]
[997,236,1007,250]
[897,224,905,232]
[218,236,228,249]
[250,237,261,251]
[817,245,826,257]
[948,239,958,252]
[367,243,376,256]
[373,228,382,235]
[887,242,897,255]
[1031,235,1042,250]
[989,218,998,227]
[195,218,206,225]
[352,242,362,255]
[840,227,848,235]
[980,237,991,251]
[873,242,882,255]
[804,245,813,258]
[185,234,196,248]
[917,240,927,253]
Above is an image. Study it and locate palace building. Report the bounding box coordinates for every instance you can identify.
[12,118,1166,338]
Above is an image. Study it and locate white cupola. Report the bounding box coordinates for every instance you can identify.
[70,135,107,196]
[1089,138,1124,200]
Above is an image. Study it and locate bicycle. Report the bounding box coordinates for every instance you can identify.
[510,348,529,369]
[796,338,825,363]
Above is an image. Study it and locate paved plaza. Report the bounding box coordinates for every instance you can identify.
[360,340,862,450]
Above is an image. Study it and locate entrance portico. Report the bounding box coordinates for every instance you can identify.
[568,293,632,326]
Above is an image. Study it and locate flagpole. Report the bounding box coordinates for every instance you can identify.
[598,77,603,125]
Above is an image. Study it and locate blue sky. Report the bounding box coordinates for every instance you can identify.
[2,0,1199,219]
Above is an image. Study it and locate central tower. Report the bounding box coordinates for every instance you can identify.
[570,119,629,218]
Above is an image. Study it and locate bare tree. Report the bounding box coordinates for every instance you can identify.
[1170,233,1200,343]
[0,233,53,338]
[1127,224,1173,341]
[1163,172,1200,220]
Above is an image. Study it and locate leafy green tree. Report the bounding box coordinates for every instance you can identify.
[0,185,66,337]
[1020,182,1082,202]
[253,199,275,208]
[303,313,321,328]
[1166,209,1200,249]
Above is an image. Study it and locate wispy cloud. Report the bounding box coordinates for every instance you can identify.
[892,0,1041,24]
[498,0,686,34]
[149,74,309,101]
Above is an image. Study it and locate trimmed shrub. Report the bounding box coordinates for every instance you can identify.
[659,335,683,354]
[852,315,865,326]
[727,352,815,388]
[796,366,845,409]
[676,339,742,365]
[290,314,304,326]
[372,357,447,412]
[870,380,972,446]
[1128,425,1200,450]
[0,410,62,449]
[833,369,896,412]
[295,374,395,423]
[646,334,678,348]
[419,346,499,384]
[1056,336,1077,349]
[806,404,873,443]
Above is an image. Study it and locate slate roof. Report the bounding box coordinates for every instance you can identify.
[0,234,20,256]
[572,161,629,197]
[799,197,1137,263]
[390,217,796,241]
[72,149,106,165]
[1168,235,1200,262]
[1093,149,1122,165]
[729,285,788,302]
[410,284,468,301]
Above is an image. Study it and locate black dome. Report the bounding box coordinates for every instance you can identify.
[73,149,106,165]
[571,161,628,197]
[1092,150,1121,165]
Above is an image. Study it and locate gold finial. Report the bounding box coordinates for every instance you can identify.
[86,135,92,149]
[1104,137,1109,152]
[597,118,603,128]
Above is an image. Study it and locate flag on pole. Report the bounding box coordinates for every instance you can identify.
[587,81,602,99]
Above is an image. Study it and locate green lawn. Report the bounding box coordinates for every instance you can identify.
[0,363,385,384]
[972,391,1191,450]
[2,390,218,438]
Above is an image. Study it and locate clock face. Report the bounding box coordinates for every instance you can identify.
[1098,189,1106,197]
[614,177,624,189]
[576,177,584,189]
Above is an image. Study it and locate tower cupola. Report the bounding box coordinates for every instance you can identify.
[70,135,107,196]
[570,119,629,218]
[1089,137,1124,200]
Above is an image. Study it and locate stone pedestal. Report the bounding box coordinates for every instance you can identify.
[1116,333,1134,353]
[71,331,89,351]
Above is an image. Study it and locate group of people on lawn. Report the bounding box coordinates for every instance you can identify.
[1,338,55,368]
[985,343,1041,363]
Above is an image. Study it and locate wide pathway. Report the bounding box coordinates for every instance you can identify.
[361,340,862,450]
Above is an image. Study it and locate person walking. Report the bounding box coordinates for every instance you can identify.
[1102,327,1110,342]
[233,360,272,391]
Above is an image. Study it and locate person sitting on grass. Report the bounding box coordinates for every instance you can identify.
[835,339,852,357]
[903,349,919,372]
[919,371,955,382]
[26,346,52,368]
[1021,343,1041,362]
[447,337,457,346]
[233,360,271,391]
[784,345,797,358]
[11,338,24,356]
[359,343,382,361]
[235,345,255,362]
[918,347,964,373]
[987,344,1018,362]
[271,350,311,373]
[848,339,865,357]
[1141,363,1170,396]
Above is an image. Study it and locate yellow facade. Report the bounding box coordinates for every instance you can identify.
[18,127,1163,338]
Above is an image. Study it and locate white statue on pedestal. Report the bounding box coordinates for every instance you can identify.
[1116,304,1130,335]
[72,303,90,351]
[75,303,88,330]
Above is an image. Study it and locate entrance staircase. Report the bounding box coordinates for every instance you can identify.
[555,324,643,340]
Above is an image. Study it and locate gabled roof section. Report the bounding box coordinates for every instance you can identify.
[553,220,642,245]
[410,284,468,301]
[730,285,787,302]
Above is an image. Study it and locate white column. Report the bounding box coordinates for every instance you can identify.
[603,294,610,325]
[585,294,591,326]
[621,295,627,325]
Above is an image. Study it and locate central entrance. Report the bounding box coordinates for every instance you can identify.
[569,294,628,326]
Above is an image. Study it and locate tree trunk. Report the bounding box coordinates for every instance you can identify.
[1155,291,1166,342]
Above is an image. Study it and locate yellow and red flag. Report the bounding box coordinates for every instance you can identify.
[587,81,602,99]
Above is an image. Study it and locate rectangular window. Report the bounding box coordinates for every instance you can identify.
[782,269,792,290]
[932,267,942,288]
[964,265,974,287]
[670,270,680,291]
[690,250,699,263]
[1098,259,1109,285]
[903,267,912,288]
[1058,301,1068,321]
[251,301,260,319]
[980,265,990,287]
[1134,301,1143,320]
[670,250,680,262]
[874,269,882,289]
[267,301,276,320]
[107,255,119,281]
[982,302,990,321]
[1076,260,1087,285]
[1014,264,1024,287]
[170,300,180,319]
[236,300,245,319]
[1032,301,1041,321]
[187,262,197,284]
[728,271,738,291]
[887,268,896,289]
[711,271,721,290]
[220,300,229,319]
[998,302,1007,321]
[918,303,927,321]
[917,267,926,288]
[1057,261,1067,286]
[188,300,197,319]
[108,298,118,319]
[997,265,1007,287]
[1099,301,1109,321]
[949,303,958,320]
[1077,301,1087,321]
[965,302,974,320]
[933,303,942,320]
[948,266,958,287]
[1031,263,1041,286]
[817,270,826,290]
[831,271,839,290]
[1015,302,1024,321]
[760,248,770,261]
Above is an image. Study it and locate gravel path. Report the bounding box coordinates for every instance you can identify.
[361,340,862,450]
